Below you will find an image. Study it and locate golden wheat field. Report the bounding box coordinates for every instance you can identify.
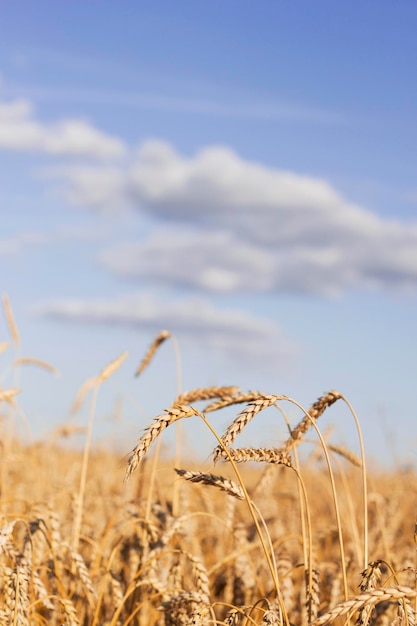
[1,298,416,625]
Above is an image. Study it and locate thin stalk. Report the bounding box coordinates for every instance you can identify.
[72,381,100,552]
[330,451,363,567]
[339,393,368,568]
[283,396,349,601]
[144,435,162,524]
[171,333,182,518]
[273,402,313,606]
[196,410,290,626]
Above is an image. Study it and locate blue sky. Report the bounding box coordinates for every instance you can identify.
[1,1,416,466]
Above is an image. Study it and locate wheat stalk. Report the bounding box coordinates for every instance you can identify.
[13,357,59,376]
[71,376,97,413]
[2,294,20,346]
[135,330,171,377]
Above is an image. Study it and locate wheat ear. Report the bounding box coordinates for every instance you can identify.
[175,468,245,500]
[311,586,417,626]
[213,394,283,462]
[281,390,342,453]
[225,447,292,466]
[0,341,9,354]
[203,390,263,413]
[125,404,197,479]
[13,356,59,375]
[0,388,21,404]
[134,329,171,377]
[174,385,240,405]
[3,294,20,345]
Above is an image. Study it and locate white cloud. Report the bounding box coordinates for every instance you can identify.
[129,140,344,218]
[35,293,299,364]
[99,227,417,297]
[42,139,417,296]
[100,231,276,292]
[0,99,126,158]
[42,164,129,212]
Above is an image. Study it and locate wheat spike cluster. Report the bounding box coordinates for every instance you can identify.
[0,300,416,625]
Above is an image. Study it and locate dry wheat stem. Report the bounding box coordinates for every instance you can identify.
[71,376,98,414]
[171,387,240,518]
[195,409,289,626]
[3,294,20,346]
[282,394,349,601]
[337,392,369,569]
[135,330,171,377]
[72,381,100,552]
[13,357,59,376]
[289,460,314,623]
[329,452,364,567]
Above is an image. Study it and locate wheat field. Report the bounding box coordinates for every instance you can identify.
[1,299,416,625]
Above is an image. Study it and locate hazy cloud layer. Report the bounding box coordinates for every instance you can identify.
[35,293,299,364]
[99,225,417,297]
[4,97,417,299]
[67,140,417,297]
[100,231,277,293]
[0,99,126,158]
